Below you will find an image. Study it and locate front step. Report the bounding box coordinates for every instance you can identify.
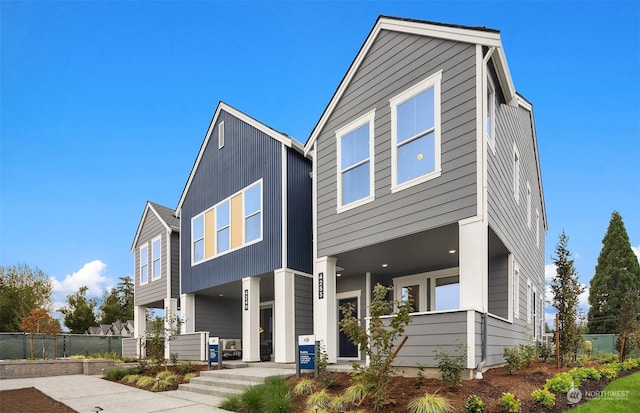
[178,367,293,399]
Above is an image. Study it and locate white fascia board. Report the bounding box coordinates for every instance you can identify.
[379,19,502,48]
[176,102,299,214]
[494,47,517,104]
[131,202,171,252]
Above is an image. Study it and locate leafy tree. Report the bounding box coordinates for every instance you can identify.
[550,231,585,366]
[98,276,134,324]
[117,276,134,321]
[0,264,52,331]
[20,308,59,359]
[587,211,640,333]
[59,286,98,333]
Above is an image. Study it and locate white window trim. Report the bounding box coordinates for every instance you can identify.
[139,244,149,286]
[526,279,532,324]
[393,267,459,313]
[390,70,443,194]
[513,142,520,203]
[486,75,496,153]
[336,110,376,213]
[191,213,205,265]
[243,180,263,243]
[218,121,225,149]
[151,236,161,281]
[526,182,532,229]
[513,262,520,319]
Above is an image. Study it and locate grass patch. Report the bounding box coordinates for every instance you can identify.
[104,366,136,380]
[569,372,640,413]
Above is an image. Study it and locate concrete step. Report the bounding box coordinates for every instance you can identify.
[166,389,226,408]
[178,382,242,398]
[189,376,263,390]
[178,367,293,399]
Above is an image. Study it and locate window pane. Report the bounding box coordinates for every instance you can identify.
[140,247,148,265]
[192,215,204,240]
[245,213,261,242]
[152,239,160,258]
[193,239,204,262]
[141,266,147,283]
[342,162,370,205]
[245,184,261,216]
[341,124,369,168]
[397,132,435,183]
[397,88,434,143]
[217,227,230,253]
[401,285,419,312]
[153,260,160,278]
[435,276,459,311]
[217,201,230,229]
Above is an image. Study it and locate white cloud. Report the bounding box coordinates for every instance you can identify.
[545,264,556,284]
[51,260,109,310]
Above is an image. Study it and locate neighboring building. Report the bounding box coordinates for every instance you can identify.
[304,16,546,373]
[131,201,180,357]
[175,102,313,363]
[85,320,134,337]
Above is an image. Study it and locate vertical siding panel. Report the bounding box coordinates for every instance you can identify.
[286,150,313,274]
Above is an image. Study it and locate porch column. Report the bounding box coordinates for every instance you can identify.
[164,297,178,360]
[314,256,337,363]
[180,293,196,334]
[274,268,295,363]
[134,305,147,358]
[458,217,488,312]
[242,276,261,362]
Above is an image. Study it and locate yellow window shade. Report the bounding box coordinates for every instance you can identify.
[205,209,216,259]
[231,194,243,248]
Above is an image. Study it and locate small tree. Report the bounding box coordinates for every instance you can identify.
[550,231,584,366]
[20,308,58,359]
[59,286,98,333]
[340,283,412,410]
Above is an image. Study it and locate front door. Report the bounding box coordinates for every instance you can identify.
[338,297,359,358]
[260,306,273,361]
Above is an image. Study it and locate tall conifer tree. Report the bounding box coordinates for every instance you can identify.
[587,211,640,333]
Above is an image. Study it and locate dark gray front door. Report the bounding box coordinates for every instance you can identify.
[338,297,358,358]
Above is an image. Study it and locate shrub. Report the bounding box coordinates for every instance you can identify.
[343,383,367,404]
[464,395,486,413]
[180,361,195,374]
[537,343,553,362]
[621,358,639,370]
[498,393,521,413]
[263,390,292,413]
[316,341,337,388]
[156,370,179,385]
[544,372,578,393]
[329,395,351,412]
[532,388,556,408]
[151,379,171,392]
[407,392,453,413]
[503,346,523,374]
[306,389,332,410]
[241,385,266,412]
[599,364,619,380]
[434,341,466,387]
[104,366,136,380]
[416,362,426,387]
[183,372,198,382]
[123,374,140,384]
[595,352,618,363]
[569,367,601,381]
[521,344,537,367]
[219,393,242,411]
[293,378,317,396]
[136,376,156,388]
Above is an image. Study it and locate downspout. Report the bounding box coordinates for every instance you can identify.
[475,45,496,379]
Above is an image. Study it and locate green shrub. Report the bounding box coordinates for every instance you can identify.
[123,374,140,384]
[241,385,266,412]
[464,395,486,413]
[136,376,156,388]
[503,346,523,374]
[180,361,195,374]
[343,383,367,404]
[292,378,317,396]
[104,366,136,380]
[621,358,639,370]
[595,352,618,363]
[306,389,331,410]
[569,367,601,381]
[537,343,554,362]
[183,372,198,382]
[329,395,351,412]
[416,362,426,387]
[219,393,242,411]
[263,390,292,413]
[499,393,521,413]
[599,364,619,380]
[407,392,453,413]
[544,372,578,393]
[151,379,171,392]
[521,344,537,367]
[434,341,466,387]
[532,388,556,408]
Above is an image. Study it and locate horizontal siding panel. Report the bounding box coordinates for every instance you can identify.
[134,210,168,306]
[194,296,242,338]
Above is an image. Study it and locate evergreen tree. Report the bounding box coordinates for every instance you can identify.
[587,211,640,333]
[59,286,97,333]
[99,288,122,325]
[117,276,134,321]
[550,231,584,366]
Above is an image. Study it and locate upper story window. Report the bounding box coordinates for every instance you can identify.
[218,121,225,149]
[151,237,161,281]
[526,182,532,229]
[390,71,442,193]
[191,180,263,265]
[336,110,375,212]
[513,143,520,203]
[486,76,496,152]
[139,245,148,285]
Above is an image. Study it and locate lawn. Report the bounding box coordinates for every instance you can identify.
[569,371,640,413]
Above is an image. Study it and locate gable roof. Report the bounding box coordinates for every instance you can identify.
[175,101,304,215]
[131,201,179,251]
[304,15,517,155]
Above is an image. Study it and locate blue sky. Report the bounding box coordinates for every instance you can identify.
[1,1,639,327]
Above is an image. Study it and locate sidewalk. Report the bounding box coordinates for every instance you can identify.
[0,374,227,413]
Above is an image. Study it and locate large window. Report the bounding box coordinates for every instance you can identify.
[394,268,459,313]
[139,245,148,285]
[244,182,262,242]
[216,200,230,254]
[390,71,442,192]
[336,111,375,211]
[192,215,204,263]
[151,237,161,281]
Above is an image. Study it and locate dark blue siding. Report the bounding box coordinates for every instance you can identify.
[181,110,282,294]
[286,150,312,274]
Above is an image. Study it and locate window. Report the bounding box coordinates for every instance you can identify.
[535,208,540,248]
[513,262,520,319]
[526,182,532,229]
[486,76,496,151]
[526,279,532,324]
[244,182,262,243]
[192,214,204,263]
[218,121,225,149]
[390,71,442,192]
[532,288,538,338]
[394,268,459,313]
[139,245,148,285]
[513,143,520,203]
[151,237,161,280]
[336,111,375,211]
[216,200,230,254]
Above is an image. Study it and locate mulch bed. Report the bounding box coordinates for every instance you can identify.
[0,387,76,413]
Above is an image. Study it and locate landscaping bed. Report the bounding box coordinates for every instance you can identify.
[105,362,212,391]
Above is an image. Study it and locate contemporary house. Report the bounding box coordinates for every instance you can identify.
[175,102,313,363]
[304,16,546,375]
[130,201,180,358]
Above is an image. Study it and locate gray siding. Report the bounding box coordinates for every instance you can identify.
[194,295,242,338]
[488,255,509,319]
[294,275,313,337]
[487,99,545,333]
[391,311,467,367]
[171,333,206,361]
[121,338,139,359]
[286,150,313,274]
[485,314,528,366]
[134,209,168,307]
[180,110,283,293]
[316,31,477,257]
